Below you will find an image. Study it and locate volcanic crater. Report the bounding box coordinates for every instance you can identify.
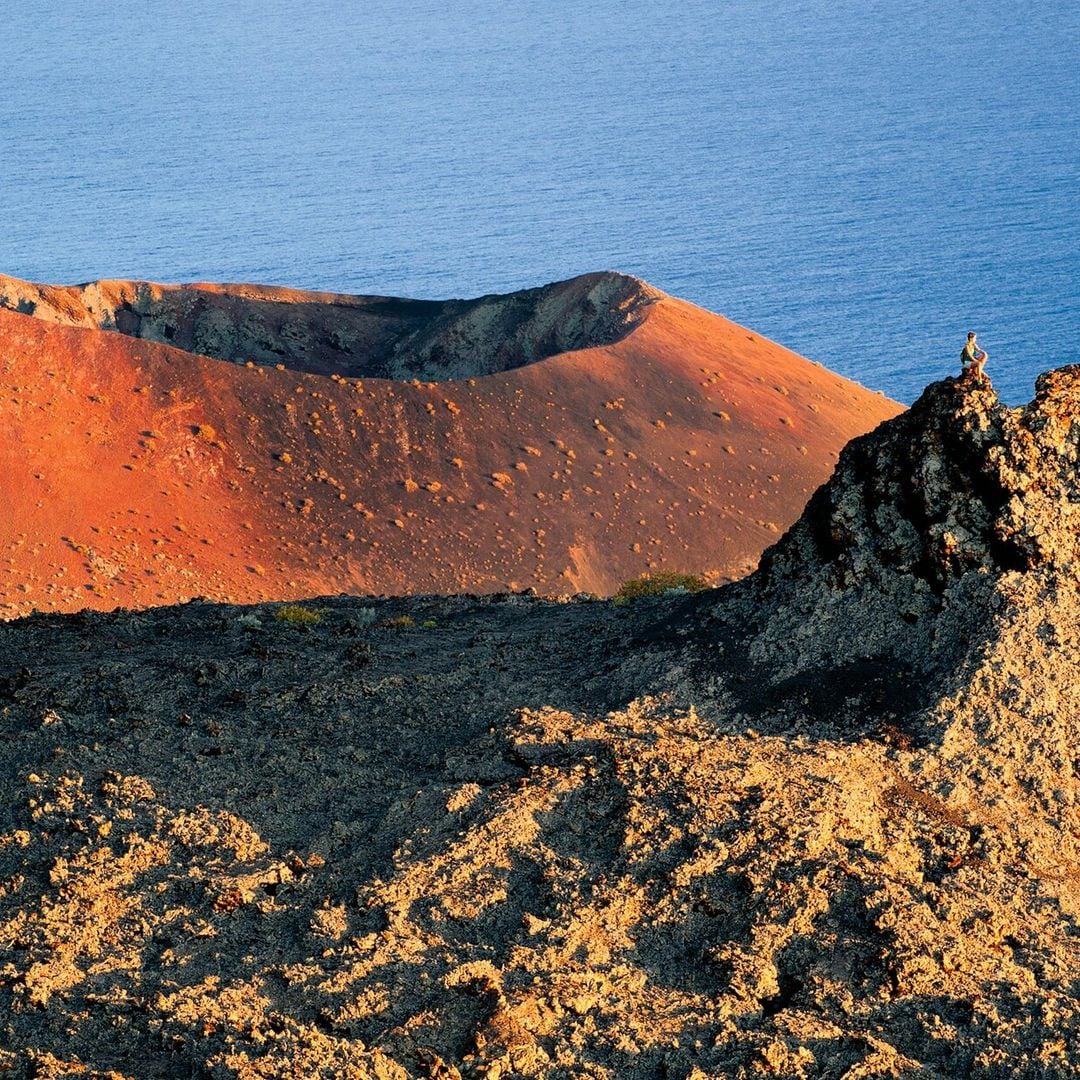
[0,271,899,616]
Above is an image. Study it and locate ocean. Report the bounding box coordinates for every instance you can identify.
[1,0,1076,405]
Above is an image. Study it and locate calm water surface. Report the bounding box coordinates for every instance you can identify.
[1,1,1076,404]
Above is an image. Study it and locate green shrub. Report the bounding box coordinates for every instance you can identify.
[379,614,415,630]
[274,604,323,626]
[614,571,707,603]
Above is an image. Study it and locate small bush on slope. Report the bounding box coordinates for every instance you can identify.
[614,571,707,603]
[274,604,323,626]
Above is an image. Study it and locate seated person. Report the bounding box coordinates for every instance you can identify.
[960,332,988,380]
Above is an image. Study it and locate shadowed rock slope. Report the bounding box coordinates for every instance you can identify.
[0,272,660,381]
[0,273,900,615]
[3,370,1080,1077]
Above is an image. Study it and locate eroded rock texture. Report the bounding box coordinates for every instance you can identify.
[3,371,1080,1077]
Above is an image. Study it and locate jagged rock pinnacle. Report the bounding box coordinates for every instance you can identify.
[759,367,1080,594]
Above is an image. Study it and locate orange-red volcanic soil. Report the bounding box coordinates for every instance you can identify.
[0,274,901,616]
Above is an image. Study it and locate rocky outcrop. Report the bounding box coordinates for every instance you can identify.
[724,368,1080,688]
[760,367,1080,589]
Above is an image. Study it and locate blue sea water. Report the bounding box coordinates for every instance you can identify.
[0,1,1076,405]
